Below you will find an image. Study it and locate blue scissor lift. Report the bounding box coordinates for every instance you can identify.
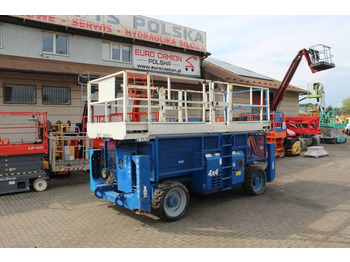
[88,70,276,221]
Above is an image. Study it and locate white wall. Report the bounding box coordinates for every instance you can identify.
[0,22,133,69]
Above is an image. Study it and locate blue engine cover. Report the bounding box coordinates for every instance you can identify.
[191,153,222,194]
[191,150,245,194]
[205,153,223,192]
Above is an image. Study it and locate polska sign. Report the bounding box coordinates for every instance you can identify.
[13,15,207,53]
[133,45,200,76]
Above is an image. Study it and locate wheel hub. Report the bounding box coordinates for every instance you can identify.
[166,195,178,207]
[253,176,261,186]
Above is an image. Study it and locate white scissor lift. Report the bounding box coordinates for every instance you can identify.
[86,70,271,141]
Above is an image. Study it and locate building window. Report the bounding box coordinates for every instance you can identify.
[102,42,130,63]
[42,86,70,105]
[3,83,36,104]
[42,32,68,55]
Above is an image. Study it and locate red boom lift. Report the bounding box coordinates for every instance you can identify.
[270,44,335,156]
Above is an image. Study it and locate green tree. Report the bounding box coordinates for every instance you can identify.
[342,97,350,113]
[326,105,333,112]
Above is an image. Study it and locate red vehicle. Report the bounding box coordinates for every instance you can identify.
[285,116,321,146]
[0,112,49,194]
[285,116,320,136]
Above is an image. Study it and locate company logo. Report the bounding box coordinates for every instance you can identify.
[208,169,220,177]
[143,186,148,198]
[185,56,198,72]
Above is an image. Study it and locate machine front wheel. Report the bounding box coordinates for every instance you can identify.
[243,166,267,196]
[278,150,285,158]
[33,178,48,192]
[152,181,189,221]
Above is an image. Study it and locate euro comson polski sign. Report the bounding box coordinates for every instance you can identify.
[133,45,201,76]
[13,15,207,53]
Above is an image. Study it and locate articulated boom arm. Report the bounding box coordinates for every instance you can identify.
[270,45,335,112]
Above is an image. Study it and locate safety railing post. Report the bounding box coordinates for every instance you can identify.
[147,73,152,122]
[227,84,233,124]
[260,88,263,123]
[123,71,128,122]
[202,82,207,122]
[158,87,166,122]
[178,90,183,122]
[184,90,188,122]
[87,82,92,124]
[104,102,109,123]
[209,82,215,123]
[265,89,270,121]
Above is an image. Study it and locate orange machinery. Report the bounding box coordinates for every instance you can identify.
[243,112,286,157]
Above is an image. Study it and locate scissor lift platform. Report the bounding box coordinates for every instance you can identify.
[87,70,271,141]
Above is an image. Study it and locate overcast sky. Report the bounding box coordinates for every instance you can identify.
[152,15,349,108]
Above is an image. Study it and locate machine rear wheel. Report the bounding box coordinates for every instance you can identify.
[33,178,48,192]
[152,181,189,221]
[243,166,267,196]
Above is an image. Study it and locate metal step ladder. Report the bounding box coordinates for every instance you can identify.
[221,134,233,190]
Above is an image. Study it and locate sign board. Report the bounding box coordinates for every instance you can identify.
[133,45,201,76]
[13,15,206,53]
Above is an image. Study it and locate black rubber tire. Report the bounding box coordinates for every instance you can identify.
[152,181,189,221]
[310,136,318,146]
[243,166,267,196]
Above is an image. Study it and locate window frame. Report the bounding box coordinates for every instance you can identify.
[103,41,131,63]
[3,83,36,104]
[42,32,69,56]
[41,85,71,105]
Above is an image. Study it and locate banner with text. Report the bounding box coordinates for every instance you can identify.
[133,45,201,76]
[13,15,206,53]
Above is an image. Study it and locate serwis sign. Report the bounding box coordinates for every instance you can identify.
[14,15,207,53]
[133,45,201,76]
